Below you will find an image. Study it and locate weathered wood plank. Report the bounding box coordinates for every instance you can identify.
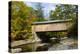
[33,22,72,32]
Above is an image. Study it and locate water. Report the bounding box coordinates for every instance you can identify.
[48,38,78,51]
[11,38,78,52]
[35,38,78,51]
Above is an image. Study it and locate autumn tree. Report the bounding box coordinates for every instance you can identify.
[11,1,36,41]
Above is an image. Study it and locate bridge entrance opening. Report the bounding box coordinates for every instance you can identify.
[36,31,67,43]
[36,32,51,43]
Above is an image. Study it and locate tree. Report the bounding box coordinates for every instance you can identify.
[49,4,78,39]
[34,3,46,22]
[11,1,36,41]
[49,4,78,20]
[68,18,78,39]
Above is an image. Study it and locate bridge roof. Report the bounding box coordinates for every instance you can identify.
[32,19,72,25]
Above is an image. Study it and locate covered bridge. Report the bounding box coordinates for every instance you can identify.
[32,19,73,42]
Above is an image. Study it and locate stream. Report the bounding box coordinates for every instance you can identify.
[48,38,78,51]
[11,38,78,52]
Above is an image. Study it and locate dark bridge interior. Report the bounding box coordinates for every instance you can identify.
[36,31,67,43]
[36,32,51,43]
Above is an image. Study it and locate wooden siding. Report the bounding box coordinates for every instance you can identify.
[32,22,72,32]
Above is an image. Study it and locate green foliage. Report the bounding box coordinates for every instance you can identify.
[11,1,36,41]
[35,3,44,18]
[35,18,47,22]
[50,4,78,20]
[34,3,46,22]
[46,32,67,38]
[68,18,78,39]
[49,4,78,39]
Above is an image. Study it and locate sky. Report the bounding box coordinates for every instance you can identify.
[25,2,56,19]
